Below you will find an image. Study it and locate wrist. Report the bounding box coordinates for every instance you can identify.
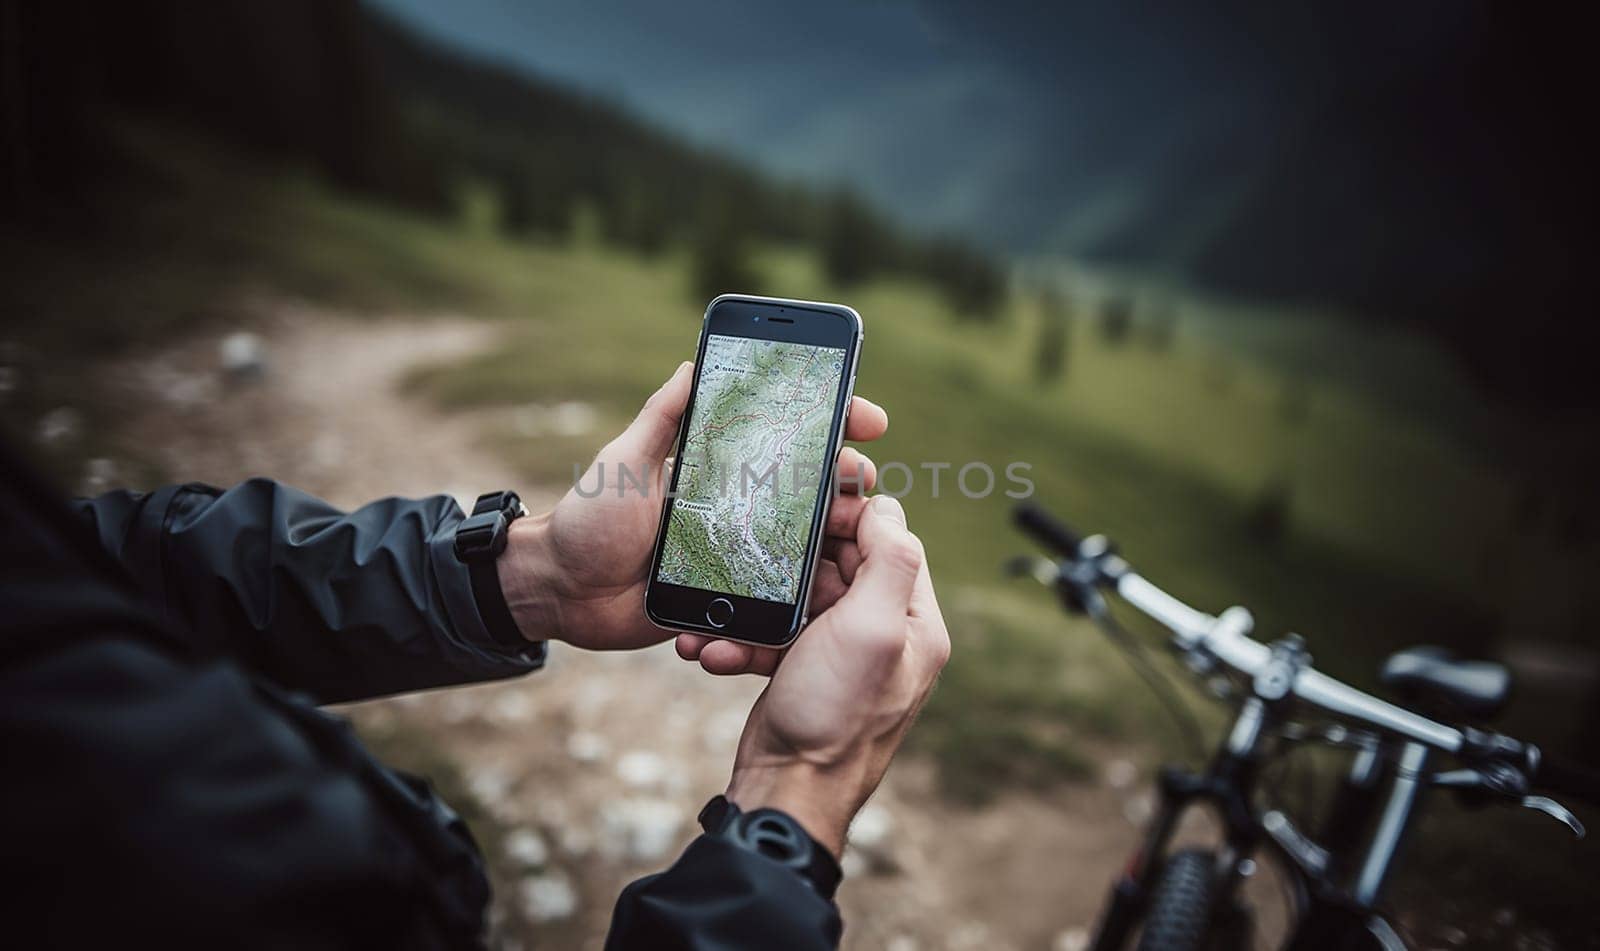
[725,762,859,859]
[496,512,570,644]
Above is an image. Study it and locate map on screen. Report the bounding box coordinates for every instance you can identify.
[656,334,845,603]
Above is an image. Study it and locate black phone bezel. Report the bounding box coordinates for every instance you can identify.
[644,295,862,648]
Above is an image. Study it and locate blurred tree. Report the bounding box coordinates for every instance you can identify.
[821,188,896,287]
[1099,296,1134,345]
[1034,287,1071,383]
[1243,474,1293,544]
[920,238,1006,321]
[500,160,573,241]
[691,196,761,302]
[0,0,1011,326]
[1145,301,1179,351]
[454,178,501,237]
[599,173,672,256]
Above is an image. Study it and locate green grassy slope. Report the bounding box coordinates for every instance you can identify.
[6,130,1594,943]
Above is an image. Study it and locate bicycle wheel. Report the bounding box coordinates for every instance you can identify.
[1135,849,1217,951]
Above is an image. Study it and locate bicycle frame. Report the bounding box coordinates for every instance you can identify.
[1013,503,1595,950]
[1088,652,1424,951]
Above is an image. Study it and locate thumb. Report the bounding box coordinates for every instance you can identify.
[615,361,693,462]
[842,495,922,621]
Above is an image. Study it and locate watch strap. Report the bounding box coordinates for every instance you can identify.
[455,491,529,650]
[698,795,843,900]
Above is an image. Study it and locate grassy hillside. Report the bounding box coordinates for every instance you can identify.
[6,126,1597,943]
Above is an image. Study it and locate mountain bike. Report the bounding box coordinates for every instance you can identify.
[1009,502,1600,950]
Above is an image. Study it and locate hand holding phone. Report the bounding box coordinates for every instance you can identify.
[677,494,951,857]
[494,304,885,654]
[646,295,866,647]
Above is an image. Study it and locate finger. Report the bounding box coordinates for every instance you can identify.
[844,396,888,442]
[809,557,849,613]
[676,633,713,661]
[616,361,694,461]
[834,447,877,495]
[841,495,922,621]
[825,492,868,539]
[699,638,783,677]
[910,556,939,616]
[821,536,863,584]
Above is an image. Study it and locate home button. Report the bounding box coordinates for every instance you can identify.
[706,597,735,629]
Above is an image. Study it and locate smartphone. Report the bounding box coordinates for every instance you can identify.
[645,294,863,648]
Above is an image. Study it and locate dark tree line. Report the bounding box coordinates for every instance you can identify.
[0,0,1005,318]
[370,16,1007,315]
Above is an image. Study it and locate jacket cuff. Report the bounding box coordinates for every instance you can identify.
[428,512,547,671]
[467,550,538,653]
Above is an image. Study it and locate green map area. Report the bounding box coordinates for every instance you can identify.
[657,335,845,602]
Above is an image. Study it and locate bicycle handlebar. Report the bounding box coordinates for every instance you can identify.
[1014,504,1469,754]
[1014,501,1600,828]
[1117,565,1469,753]
[1012,502,1600,803]
[1015,502,1084,557]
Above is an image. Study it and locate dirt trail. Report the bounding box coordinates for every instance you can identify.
[105,304,1255,950]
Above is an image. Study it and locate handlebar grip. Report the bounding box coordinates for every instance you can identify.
[1014,502,1084,556]
[1536,755,1600,807]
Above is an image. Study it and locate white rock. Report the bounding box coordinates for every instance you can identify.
[504,828,548,867]
[599,797,684,862]
[1122,790,1155,826]
[567,731,610,764]
[1104,759,1138,790]
[572,678,615,721]
[488,691,533,725]
[840,847,868,879]
[616,750,668,790]
[36,406,81,446]
[467,765,511,809]
[551,401,597,436]
[1053,926,1090,951]
[81,457,119,495]
[558,826,594,858]
[142,360,214,408]
[701,707,746,752]
[512,401,598,438]
[848,803,893,850]
[441,693,480,725]
[885,936,919,951]
[511,405,545,438]
[219,332,267,378]
[519,871,579,922]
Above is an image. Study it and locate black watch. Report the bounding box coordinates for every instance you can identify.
[698,795,843,900]
[454,490,531,649]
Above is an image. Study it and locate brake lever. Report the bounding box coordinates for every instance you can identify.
[1433,769,1587,838]
[1005,555,1058,585]
[1520,796,1586,839]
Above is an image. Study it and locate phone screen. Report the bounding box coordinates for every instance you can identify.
[655,333,847,604]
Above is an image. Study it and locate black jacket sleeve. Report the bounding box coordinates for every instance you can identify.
[1,459,492,948]
[1,453,842,948]
[69,478,543,703]
[607,836,843,949]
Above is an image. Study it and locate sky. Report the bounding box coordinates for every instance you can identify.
[364,0,1586,340]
